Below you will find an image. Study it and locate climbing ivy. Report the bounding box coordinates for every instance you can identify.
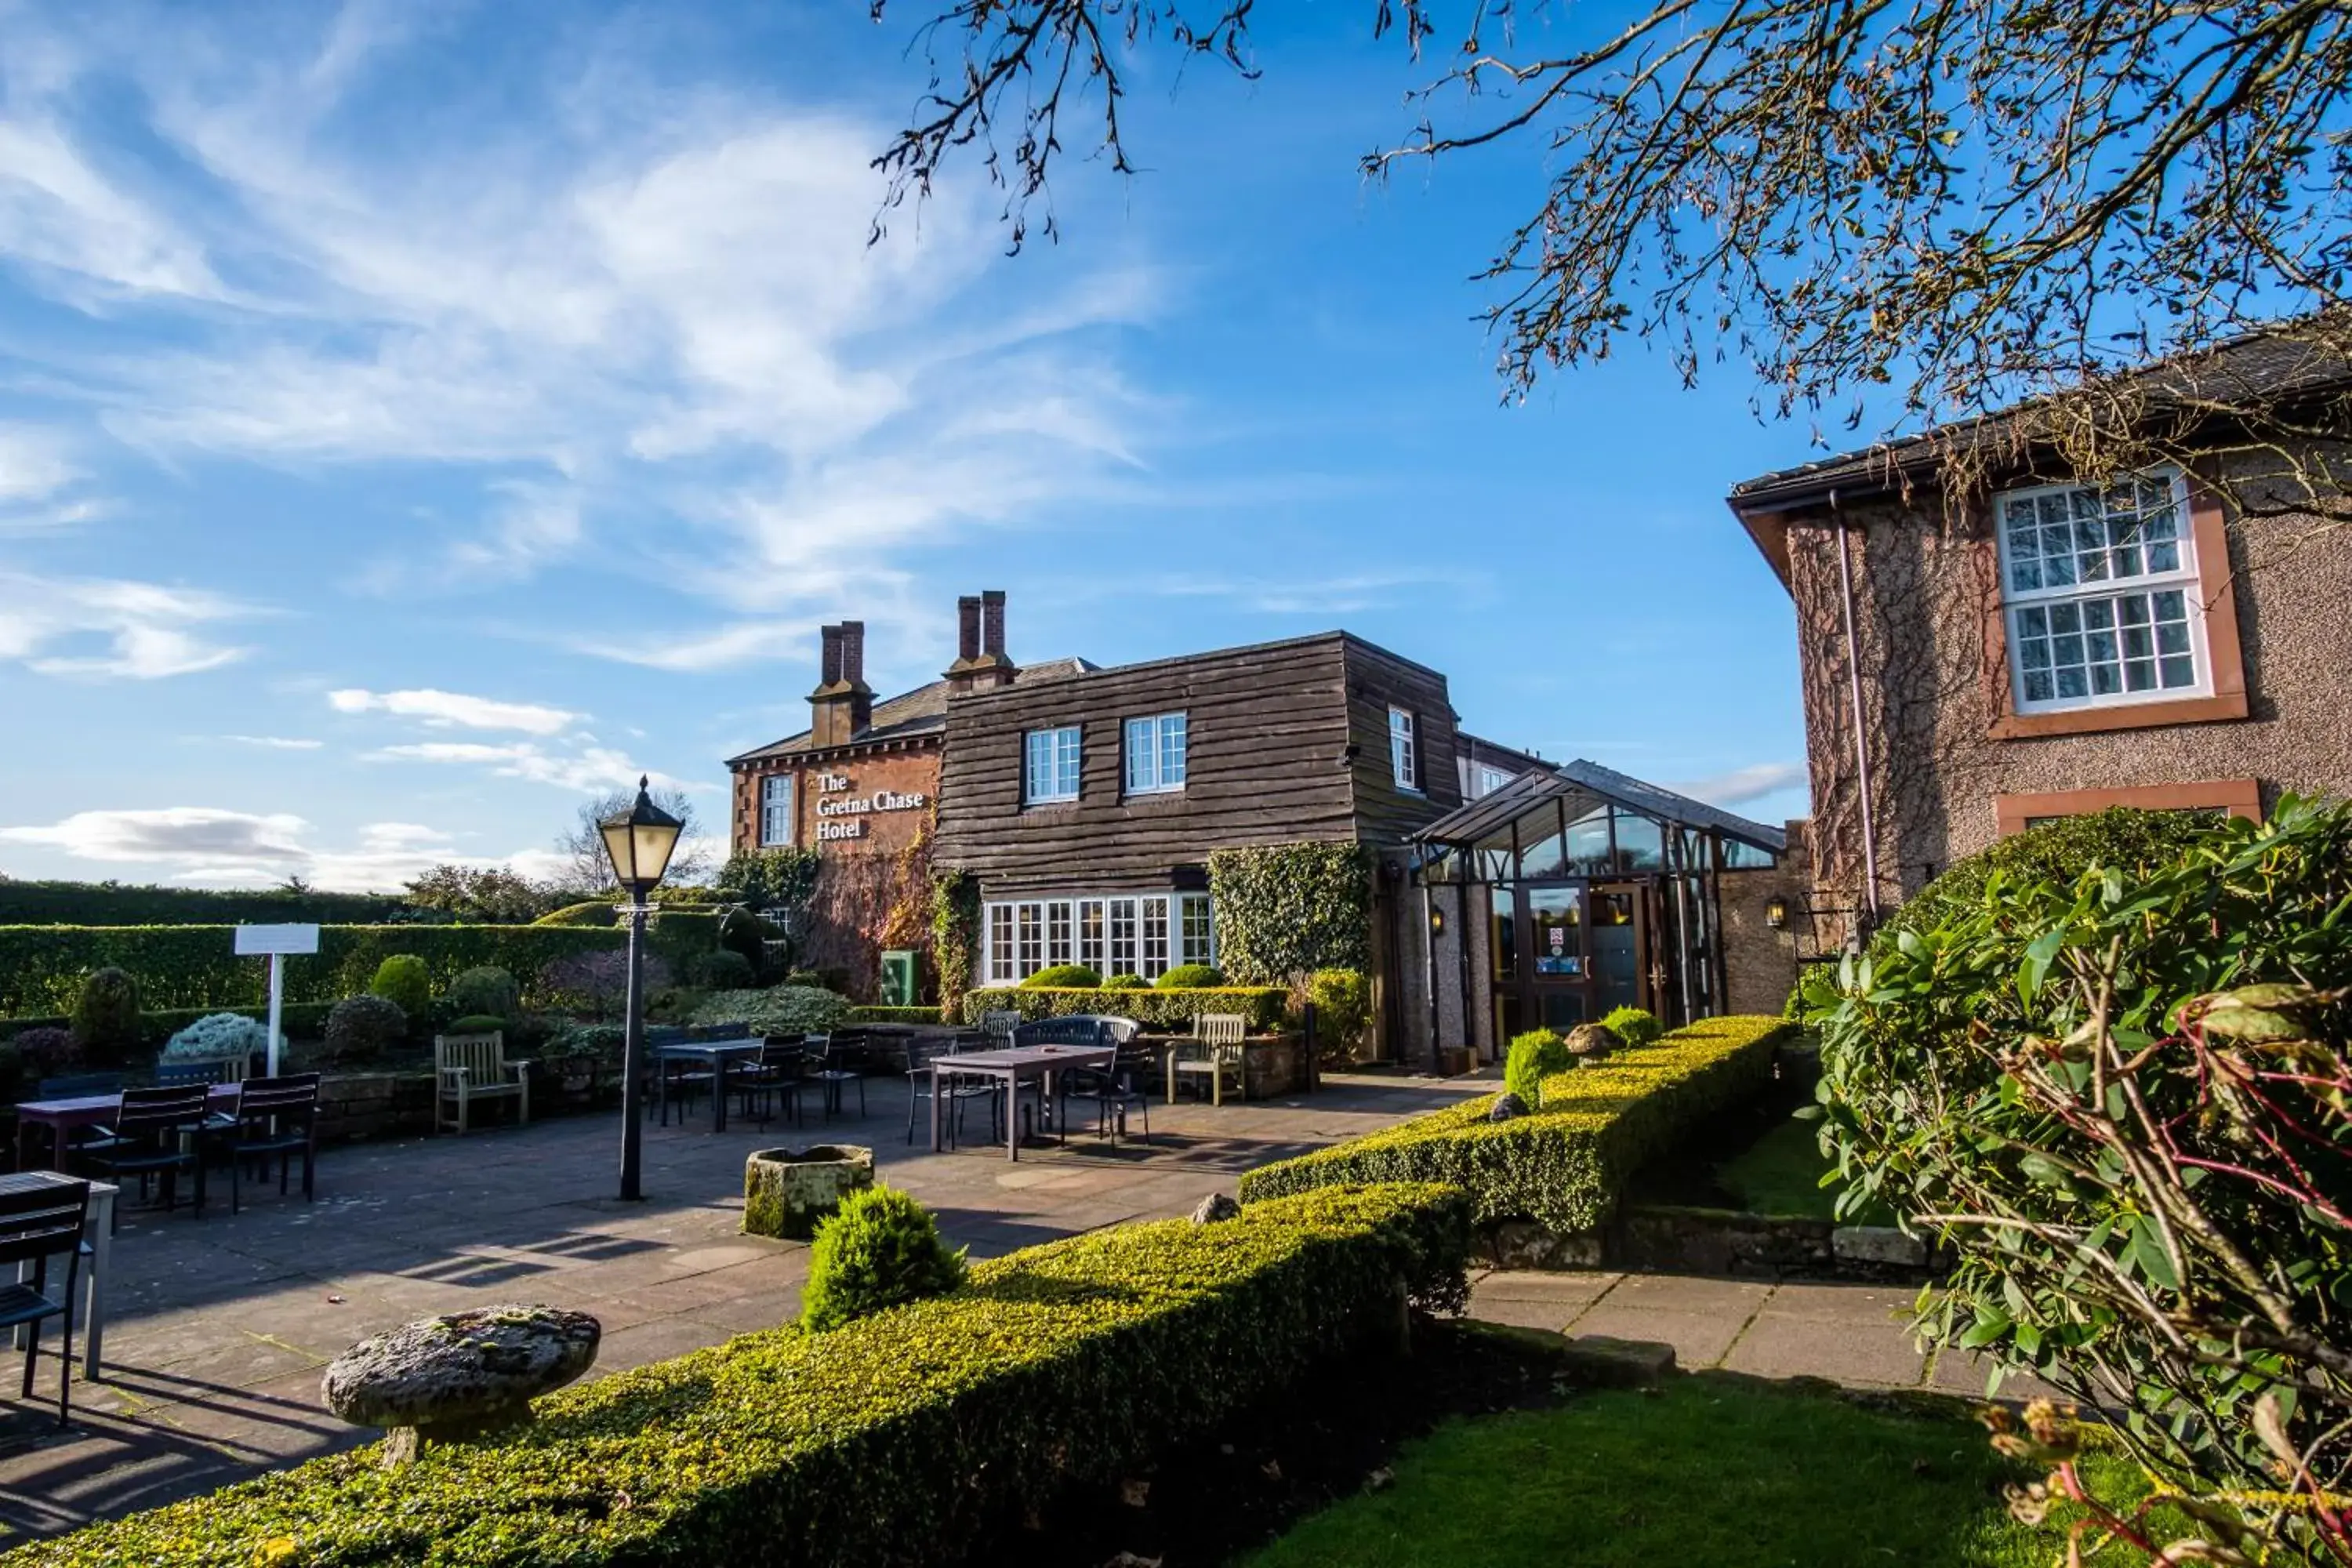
[928,869,981,1022]
[1207,842,1373,985]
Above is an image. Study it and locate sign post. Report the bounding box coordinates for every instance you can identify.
[234,924,321,1076]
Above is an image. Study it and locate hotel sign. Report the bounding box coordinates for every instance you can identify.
[812,771,927,841]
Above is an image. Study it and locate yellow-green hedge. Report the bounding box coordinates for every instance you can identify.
[1238,1015,1793,1234]
[12,1184,1471,1567]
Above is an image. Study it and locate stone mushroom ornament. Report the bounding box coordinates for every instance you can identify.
[1563,1022,1623,1063]
[323,1305,601,1468]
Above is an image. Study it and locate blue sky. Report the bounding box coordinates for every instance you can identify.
[0,2,1820,891]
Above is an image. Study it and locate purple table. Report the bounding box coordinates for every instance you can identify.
[13,1084,241,1172]
[929,1044,1115,1162]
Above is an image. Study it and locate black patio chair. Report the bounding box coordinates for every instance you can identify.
[905,1036,993,1147]
[808,1033,867,1120]
[228,1074,321,1211]
[735,1038,818,1128]
[27,1075,129,1171]
[1065,1044,1156,1147]
[84,1086,212,1220]
[0,1178,90,1427]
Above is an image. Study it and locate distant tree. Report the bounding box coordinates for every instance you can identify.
[402,865,564,924]
[875,2,2352,531]
[553,786,713,893]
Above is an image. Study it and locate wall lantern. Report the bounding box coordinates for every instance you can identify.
[1428,906,1446,937]
[1765,895,1791,931]
[599,776,684,1202]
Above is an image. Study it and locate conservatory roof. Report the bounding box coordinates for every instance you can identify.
[1410,758,1787,857]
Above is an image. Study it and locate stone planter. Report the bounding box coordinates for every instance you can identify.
[743,1145,874,1240]
[1241,1033,1305,1098]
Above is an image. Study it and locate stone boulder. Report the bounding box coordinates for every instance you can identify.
[1487,1093,1529,1123]
[323,1305,599,1465]
[743,1145,875,1240]
[1563,1023,1623,1062]
[1191,1192,1242,1225]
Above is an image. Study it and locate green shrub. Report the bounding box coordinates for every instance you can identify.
[1209,842,1374,982]
[716,907,769,981]
[1300,968,1371,1057]
[1156,963,1225,989]
[550,1022,626,1061]
[1887,805,2219,938]
[645,909,723,969]
[366,955,431,1019]
[965,985,1288,1032]
[689,949,757,991]
[160,1011,267,1062]
[1814,796,2352,1534]
[16,1184,1471,1567]
[1503,1028,1570,1109]
[321,994,406,1066]
[443,965,521,1022]
[11,1025,77,1080]
[532,900,618,928]
[1022,964,1101,989]
[1101,973,1149,991]
[800,1186,968,1332]
[68,967,142,1068]
[691,985,851,1036]
[1241,1016,1792,1234]
[848,1005,946,1025]
[446,1014,510,1036]
[1599,1006,1661,1047]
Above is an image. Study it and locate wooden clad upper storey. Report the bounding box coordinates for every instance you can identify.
[933,631,1465,895]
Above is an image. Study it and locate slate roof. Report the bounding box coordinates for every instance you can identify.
[726,657,1098,765]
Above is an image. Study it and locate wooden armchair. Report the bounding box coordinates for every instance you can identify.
[1168,1013,1249,1106]
[434,1031,532,1134]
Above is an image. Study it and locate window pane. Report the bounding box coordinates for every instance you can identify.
[1108,898,1138,975]
[988,905,1014,983]
[1047,901,1073,966]
[1017,903,1044,978]
[1142,896,1170,978]
[1078,900,1107,971]
[1161,713,1187,785]
[1181,894,1214,965]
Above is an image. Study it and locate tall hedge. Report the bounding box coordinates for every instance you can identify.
[15,1185,1470,1567]
[1207,842,1374,983]
[0,925,628,1016]
[0,880,402,927]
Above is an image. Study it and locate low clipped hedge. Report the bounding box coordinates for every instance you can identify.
[1239,1015,1792,1235]
[963,985,1289,1033]
[18,1184,1472,1566]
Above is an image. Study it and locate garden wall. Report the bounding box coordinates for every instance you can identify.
[16,1184,1471,1567]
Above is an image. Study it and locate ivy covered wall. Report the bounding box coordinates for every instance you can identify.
[1207,842,1374,985]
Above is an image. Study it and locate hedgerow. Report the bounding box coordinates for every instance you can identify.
[1239,1016,1792,1234]
[14,1184,1471,1567]
[962,985,1289,1033]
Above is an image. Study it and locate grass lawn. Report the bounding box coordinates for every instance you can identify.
[1241,1372,2141,1568]
[1713,1113,1893,1223]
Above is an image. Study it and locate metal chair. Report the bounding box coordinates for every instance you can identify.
[735,1038,817,1127]
[808,1033,867,1120]
[85,1086,212,1219]
[1170,1013,1250,1105]
[1065,1043,1154,1146]
[905,1036,993,1146]
[979,1010,1022,1047]
[228,1074,321,1210]
[0,1178,90,1427]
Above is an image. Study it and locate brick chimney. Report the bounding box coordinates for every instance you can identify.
[945,589,1018,694]
[809,620,874,747]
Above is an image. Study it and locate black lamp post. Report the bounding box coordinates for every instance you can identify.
[599,775,684,1202]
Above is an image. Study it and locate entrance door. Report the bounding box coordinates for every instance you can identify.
[1522,884,1588,1032]
[1588,884,1648,1016]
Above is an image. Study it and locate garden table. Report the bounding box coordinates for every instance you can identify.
[928,1044,1116,1163]
[2,1171,117,1381]
[651,1039,764,1133]
[13,1084,241,1173]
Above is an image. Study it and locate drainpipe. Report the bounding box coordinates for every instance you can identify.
[1832,494,1882,930]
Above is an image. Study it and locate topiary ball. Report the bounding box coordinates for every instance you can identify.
[368,955,433,1020]
[444,966,521,1023]
[1100,973,1149,991]
[1599,1006,1661,1048]
[324,994,407,1066]
[1021,964,1102,989]
[800,1185,967,1332]
[70,967,143,1068]
[1156,964,1225,989]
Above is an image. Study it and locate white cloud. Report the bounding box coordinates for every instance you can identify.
[1671,762,1809,810]
[218,734,324,750]
[0,570,251,677]
[0,14,1160,641]
[0,426,81,504]
[0,808,539,891]
[328,686,579,735]
[365,739,692,795]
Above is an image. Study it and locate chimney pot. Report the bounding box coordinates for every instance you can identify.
[956,595,982,663]
[981,590,1006,658]
[840,620,866,687]
[819,623,844,686]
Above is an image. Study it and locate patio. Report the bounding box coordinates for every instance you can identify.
[0,1067,1482,1541]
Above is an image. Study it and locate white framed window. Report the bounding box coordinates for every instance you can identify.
[1468,762,1515,800]
[982,891,1216,983]
[1024,726,1082,804]
[758,774,795,847]
[1389,706,1419,791]
[987,904,1015,984]
[1123,712,1188,795]
[1178,893,1215,967]
[1142,895,1171,978]
[1107,897,1140,976]
[1997,471,2209,713]
[1077,899,1107,972]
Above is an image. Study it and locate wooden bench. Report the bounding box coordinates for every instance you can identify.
[1169,1013,1248,1106]
[434,1033,532,1135]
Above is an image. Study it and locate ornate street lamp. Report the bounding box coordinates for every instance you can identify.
[599,776,683,1201]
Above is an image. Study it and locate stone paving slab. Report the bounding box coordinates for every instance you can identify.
[0,1069,1478,1544]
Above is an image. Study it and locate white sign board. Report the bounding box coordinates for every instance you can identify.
[235,924,321,956]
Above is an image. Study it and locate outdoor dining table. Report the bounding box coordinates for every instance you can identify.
[651,1038,765,1133]
[928,1044,1116,1163]
[13,1083,241,1173]
[1,1171,118,1381]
